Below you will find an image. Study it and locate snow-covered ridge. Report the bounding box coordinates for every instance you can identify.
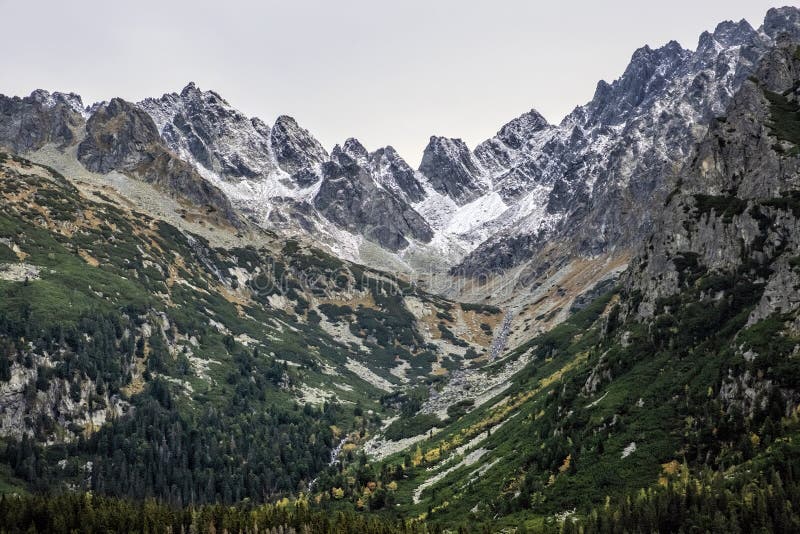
[88,7,798,275]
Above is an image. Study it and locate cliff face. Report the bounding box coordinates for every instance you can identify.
[626,38,800,326]
[78,98,241,227]
[0,91,86,153]
[314,140,433,252]
[139,83,281,182]
[418,136,489,205]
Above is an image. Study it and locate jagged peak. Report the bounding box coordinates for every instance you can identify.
[762,6,800,40]
[372,145,413,168]
[590,79,613,101]
[495,109,550,149]
[714,18,756,39]
[100,97,131,112]
[272,115,322,145]
[420,135,477,168]
[370,144,412,169]
[627,40,687,68]
[141,82,232,116]
[588,40,686,105]
[514,108,549,126]
[26,89,86,115]
[274,114,298,127]
[28,89,54,103]
[381,145,400,158]
[180,81,199,96]
[270,114,329,172]
[424,135,469,152]
[250,116,270,134]
[173,82,227,106]
[342,137,368,159]
[418,135,487,203]
[330,139,368,169]
[697,19,758,51]
[91,98,159,134]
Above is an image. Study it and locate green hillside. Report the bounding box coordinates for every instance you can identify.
[0,153,495,506]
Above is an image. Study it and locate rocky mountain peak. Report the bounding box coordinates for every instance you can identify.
[315,151,433,252]
[473,108,556,195]
[419,135,488,205]
[586,40,690,126]
[78,97,240,226]
[712,19,758,47]
[341,137,369,160]
[270,115,328,175]
[697,20,760,55]
[138,82,280,183]
[0,90,87,153]
[369,145,426,203]
[78,98,161,174]
[329,139,371,173]
[496,109,550,149]
[28,90,87,116]
[456,9,799,279]
[179,81,200,97]
[176,81,227,107]
[763,6,800,40]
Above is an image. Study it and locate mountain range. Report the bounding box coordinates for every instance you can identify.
[2,9,797,328]
[1,5,800,533]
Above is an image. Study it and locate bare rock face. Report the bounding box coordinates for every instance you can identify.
[419,136,488,205]
[763,6,800,40]
[0,90,86,153]
[78,98,241,226]
[0,354,130,442]
[78,98,162,172]
[625,39,800,323]
[270,115,329,177]
[474,109,553,201]
[314,140,433,251]
[139,82,280,182]
[369,145,426,204]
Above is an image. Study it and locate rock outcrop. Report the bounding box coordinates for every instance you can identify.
[0,90,86,153]
[418,136,488,205]
[139,82,280,182]
[78,98,240,226]
[314,139,433,251]
[625,37,800,325]
[270,115,329,178]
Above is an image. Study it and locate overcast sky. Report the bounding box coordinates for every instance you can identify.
[0,1,784,165]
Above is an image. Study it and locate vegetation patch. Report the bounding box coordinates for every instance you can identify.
[763,87,800,153]
[383,414,442,441]
[693,194,747,223]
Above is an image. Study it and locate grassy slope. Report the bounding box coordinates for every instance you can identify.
[319,255,799,531]
[0,153,486,499]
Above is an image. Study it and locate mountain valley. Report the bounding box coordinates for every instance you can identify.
[1,6,800,533]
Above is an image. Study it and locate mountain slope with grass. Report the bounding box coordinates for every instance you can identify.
[0,151,505,506]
